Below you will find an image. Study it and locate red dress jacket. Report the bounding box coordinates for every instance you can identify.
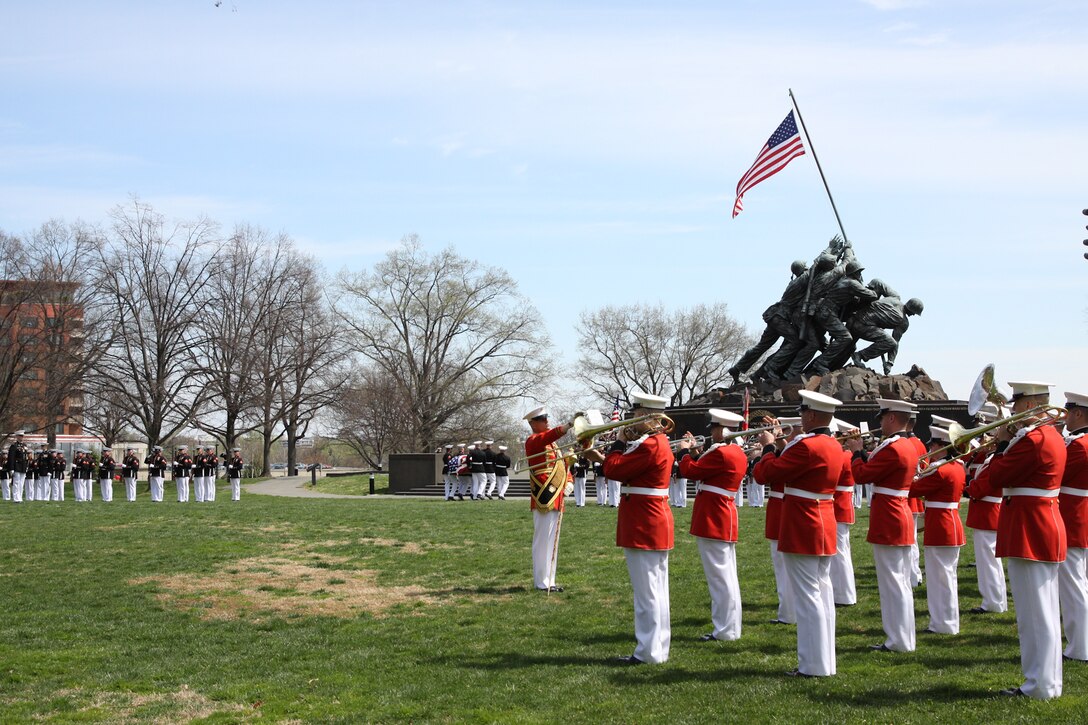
[853,435,916,546]
[604,433,675,551]
[1060,429,1088,548]
[525,425,568,513]
[908,434,926,515]
[971,424,1067,562]
[752,432,842,556]
[910,459,966,547]
[834,449,855,525]
[763,474,785,541]
[965,451,1001,531]
[682,441,746,542]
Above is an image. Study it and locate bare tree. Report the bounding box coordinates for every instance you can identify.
[94,199,221,449]
[81,376,134,448]
[331,365,411,470]
[333,236,553,451]
[576,302,752,407]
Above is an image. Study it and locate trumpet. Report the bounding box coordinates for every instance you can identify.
[719,422,794,443]
[513,410,674,469]
[670,435,707,452]
[835,429,878,442]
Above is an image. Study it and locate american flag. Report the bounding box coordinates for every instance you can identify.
[610,397,621,422]
[732,111,806,218]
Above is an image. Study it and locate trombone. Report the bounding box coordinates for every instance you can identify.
[916,404,1066,478]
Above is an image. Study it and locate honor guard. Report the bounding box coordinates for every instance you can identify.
[584,391,675,665]
[910,426,966,635]
[122,448,140,502]
[441,445,455,500]
[226,447,244,501]
[482,440,497,499]
[571,455,587,507]
[523,406,575,592]
[174,446,193,502]
[468,441,486,500]
[846,398,920,653]
[52,449,66,501]
[25,439,38,501]
[98,449,117,502]
[204,445,220,502]
[754,391,845,677]
[35,443,52,501]
[494,446,511,500]
[679,409,747,642]
[145,446,167,502]
[7,430,29,503]
[1060,391,1088,662]
[455,444,470,500]
[0,451,9,501]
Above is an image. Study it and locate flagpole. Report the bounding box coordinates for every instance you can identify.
[788,88,849,245]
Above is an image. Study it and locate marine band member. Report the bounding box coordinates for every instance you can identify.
[1060,391,1088,662]
[523,406,575,593]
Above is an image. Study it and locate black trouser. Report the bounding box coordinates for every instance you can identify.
[735,314,799,376]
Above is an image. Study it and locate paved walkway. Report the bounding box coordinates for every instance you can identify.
[245,478,369,499]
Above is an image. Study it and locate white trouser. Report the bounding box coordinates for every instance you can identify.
[443,473,454,499]
[25,475,35,501]
[668,477,679,506]
[485,472,496,496]
[1007,557,1063,699]
[1059,546,1088,660]
[532,509,560,589]
[194,475,205,502]
[73,477,85,502]
[748,481,763,507]
[596,478,607,505]
[207,474,217,501]
[696,537,741,641]
[783,553,836,676]
[770,539,796,624]
[471,471,486,499]
[574,476,586,506]
[865,483,874,507]
[457,476,470,496]
[231,477,242,500]
[972,529,1007,612]
[872,544,916,652]
[0,477,8,500]
[830,523,857,605]
[910,514,923,587]
[625,548,671,664]
[11,473,24,502]
[85,477,93,501]
[37,474,50,500]
[99,477,113,502]
[675,478,687,508]
[924,545,961,634]
[176,476,189,502]
[608,479,620,507]
[496,475,509,498]
[124,476,137,501]
[150,475,164,502]
[52,476,63,501]
[854,484,865,509]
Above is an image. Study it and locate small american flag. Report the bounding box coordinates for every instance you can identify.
[742,387,750,431]
[610,397,621,422]
[732,111,806,218]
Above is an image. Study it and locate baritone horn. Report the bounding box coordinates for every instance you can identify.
[514,409,671,468]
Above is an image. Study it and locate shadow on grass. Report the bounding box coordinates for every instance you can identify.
[819,683,996,706]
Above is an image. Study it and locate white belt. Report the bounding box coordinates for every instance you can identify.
[978,496,1002,504]
[699,484,737,499]
[784,487,833,501]
[1002,488,1060,498]
[1060,487,1088,497]
[768,491,784,499]
[925,501,959,510]
[620,486,669,497]
[872,486,910,498]
[835,486,854,493]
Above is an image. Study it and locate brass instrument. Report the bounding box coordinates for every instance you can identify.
[835,429,878,442]
[719,422,794,443]
[917,404,1066,478]
[670,435,707,452]
[968,363,1009,416]
[513,410,672,468]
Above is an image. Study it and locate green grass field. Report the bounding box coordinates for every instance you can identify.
[1,491,1085,723]
[309,473,390,496]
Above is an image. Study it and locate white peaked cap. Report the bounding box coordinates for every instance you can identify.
[472,440,482,445]
[707,408,745,428]
[232,447,241,451]
[467,444,475,450]
[444,444,453,449]
[876,398,918,414]
[498,445,508,451]
[931,414,956,428]
[1008,381,1053,399]
[830,417,856,434]
[1065,392,1088,409]
[178,445,188,450]
[457,442,466,447]
[14,430,24,436]
[778,416,802,428]
[630,390,669,410]
[798,390,842,414]
[523,406,547,420]
[484,440,494,445]
[929,426,951,442]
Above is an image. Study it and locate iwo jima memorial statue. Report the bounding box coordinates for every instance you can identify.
[668,234,969,433]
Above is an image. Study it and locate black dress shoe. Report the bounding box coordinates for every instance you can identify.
[968,606,990,615]
[869,643,892,652]
[548,585,564,592]
[999,686,1026,697]
[786,669,814,678]
[834,602,855,608]
[769,618,792,625]
[699,633,718,642]
[922,628,939,634]
[615,655,644,665]
[1063,654,1088,662]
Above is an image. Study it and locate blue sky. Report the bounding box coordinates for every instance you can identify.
[2,0,1086,412]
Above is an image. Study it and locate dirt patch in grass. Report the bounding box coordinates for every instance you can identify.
[358,537,425,554]
[46,686,252,723]
[132,555,435,620]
